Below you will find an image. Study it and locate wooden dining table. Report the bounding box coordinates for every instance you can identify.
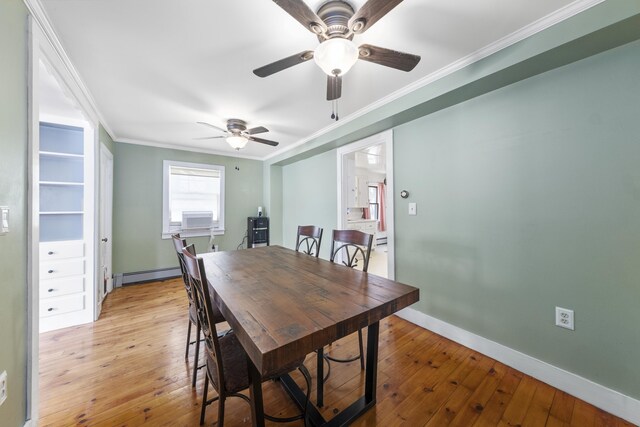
[200,245,419,427]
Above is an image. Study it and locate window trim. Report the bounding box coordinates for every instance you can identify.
[162,160,225,239]
[368,185,379,220]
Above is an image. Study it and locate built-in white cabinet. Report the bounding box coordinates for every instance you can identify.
[39,121,94,333]
[346,158,369,208]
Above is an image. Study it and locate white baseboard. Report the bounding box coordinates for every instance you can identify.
[395,307,640,426]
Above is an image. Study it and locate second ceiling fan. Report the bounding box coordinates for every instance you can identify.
[196,119,279,150]
[254,0,421,120]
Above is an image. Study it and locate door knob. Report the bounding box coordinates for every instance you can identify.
[101,238,108,242]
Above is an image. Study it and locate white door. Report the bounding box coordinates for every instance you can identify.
[97,145,113,315]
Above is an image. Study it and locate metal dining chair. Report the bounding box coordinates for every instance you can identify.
[171,233,227,387]
[181,245,312,426]
[309,229,374,408]
[295,225,324,257]
[326,229,374,369]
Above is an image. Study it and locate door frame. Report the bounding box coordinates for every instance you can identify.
[27,15,101,425]
[97,144,114,318]
[336,130,395,279]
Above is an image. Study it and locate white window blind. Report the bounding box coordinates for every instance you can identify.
[169,166,221,223]
[162,160,225,238]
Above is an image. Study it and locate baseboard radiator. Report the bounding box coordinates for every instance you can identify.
[114,267,181,287]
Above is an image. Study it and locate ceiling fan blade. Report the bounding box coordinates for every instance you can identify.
[273,0,327,35]
[247,126,269,135]
[327,75,342,101]
[196,121,227,133]
[358,44,420,72]
[348,0,404,34]
[193,136,226,140]
[249,136,279,147]
[253,50,314,77]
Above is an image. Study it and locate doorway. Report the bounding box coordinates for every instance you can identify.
[336,130,395,279]
[97,145,114,318]
[28,18,101,424]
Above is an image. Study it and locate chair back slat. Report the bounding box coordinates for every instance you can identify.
[329,229,373,272]
[295,225,323,257]
[171,233,196,304]
[182,245,226,392]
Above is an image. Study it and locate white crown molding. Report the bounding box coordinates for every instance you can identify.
[22,0,116,140]
[23,0,603,161]
[396,307,640,426]
[264,0,605,162]
[116,137,263,161]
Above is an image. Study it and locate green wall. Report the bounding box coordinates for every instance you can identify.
[279,39,640,400]
[270,2,640,404]
[112,143,264,274]
[281,150,337,260]
[394,39,640,399]
[0,0,29,425]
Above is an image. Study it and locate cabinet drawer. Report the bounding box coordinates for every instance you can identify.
[40,258,84,279]
[363,222,377,233]
[40,241,84,260]
[40,294,85,317]
[40,276,84,299]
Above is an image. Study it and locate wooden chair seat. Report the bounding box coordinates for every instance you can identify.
[206,332,249,394]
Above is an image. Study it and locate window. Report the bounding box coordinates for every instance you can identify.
[162,160,225,238]
[368,185,379,220]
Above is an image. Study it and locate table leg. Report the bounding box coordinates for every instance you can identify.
[279,322,381,427]
[365,321,379,402]
[247,355,265,427]
[316,348,324,407]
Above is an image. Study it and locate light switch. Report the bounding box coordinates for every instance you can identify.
[0,206,8,234]
[408,202,417,216]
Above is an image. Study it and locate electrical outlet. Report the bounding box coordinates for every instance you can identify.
[555,307,574,330]
[0,370,7,406]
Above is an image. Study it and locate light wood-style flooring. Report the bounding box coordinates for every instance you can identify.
[39,279,634,426]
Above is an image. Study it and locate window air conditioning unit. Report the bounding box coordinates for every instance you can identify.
[182,211,213,230]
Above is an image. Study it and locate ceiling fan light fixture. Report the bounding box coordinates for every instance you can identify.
[226,135,248,150]
[314,38,359,76]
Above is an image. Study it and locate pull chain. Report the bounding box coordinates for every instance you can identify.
[330,100,339,121]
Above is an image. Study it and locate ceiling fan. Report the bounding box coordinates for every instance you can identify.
[195,119,279,150]
[253,0,421,120]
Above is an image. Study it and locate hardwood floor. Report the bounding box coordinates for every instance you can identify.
[39,279,634,426]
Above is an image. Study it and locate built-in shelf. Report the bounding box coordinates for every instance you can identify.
[40,151,84,159]
[39,120,94,333]
[40,181,84,186]
[40,211,84,215]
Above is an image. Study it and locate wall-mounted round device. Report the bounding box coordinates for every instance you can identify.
[400,190,409,199]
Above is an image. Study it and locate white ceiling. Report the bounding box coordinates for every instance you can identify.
[40,0,582,159]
